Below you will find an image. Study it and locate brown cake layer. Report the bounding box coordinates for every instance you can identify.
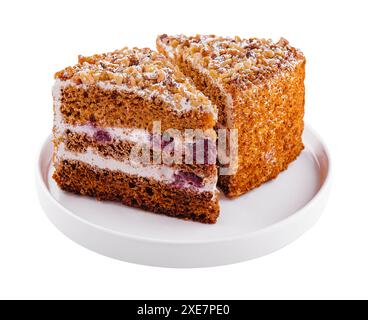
[58,83,216,131]
[53,159,219,223]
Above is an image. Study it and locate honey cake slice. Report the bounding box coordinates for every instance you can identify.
[52,47,219,223]
[157,35,306,197]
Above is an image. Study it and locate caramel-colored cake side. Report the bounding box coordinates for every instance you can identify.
[220,60,305,197]
[157,34,306,197]
[53,47,219,223]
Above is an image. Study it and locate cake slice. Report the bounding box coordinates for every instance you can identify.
[157,34,306,197]
[52,47,219,223]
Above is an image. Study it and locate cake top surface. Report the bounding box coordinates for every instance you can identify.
[54,47,216,116]
[157,34,305,90]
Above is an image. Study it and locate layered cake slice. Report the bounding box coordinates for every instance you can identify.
[157,35,306,198]
[52,47,220,223]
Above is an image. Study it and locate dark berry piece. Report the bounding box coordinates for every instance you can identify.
[172,171,204,188]
[94,129,111,142]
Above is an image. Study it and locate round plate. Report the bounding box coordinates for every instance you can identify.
[36,125,331,268]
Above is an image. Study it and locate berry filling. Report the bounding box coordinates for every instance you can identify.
[93,129,112,142]
[172,171,204,188]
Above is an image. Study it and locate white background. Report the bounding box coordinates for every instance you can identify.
[0,0,367,299]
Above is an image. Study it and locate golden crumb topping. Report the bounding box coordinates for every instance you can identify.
[157,34,305,89]
[55,47,216,115]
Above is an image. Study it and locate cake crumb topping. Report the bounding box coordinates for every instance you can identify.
[157,34,305,89]
[54,47,216,115]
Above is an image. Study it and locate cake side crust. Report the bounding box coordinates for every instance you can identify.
[219,59,306,197]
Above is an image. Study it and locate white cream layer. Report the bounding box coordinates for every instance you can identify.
[57,121,150,145]
[56,143,217,193]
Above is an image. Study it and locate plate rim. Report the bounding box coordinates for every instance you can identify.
[36,124,332,245]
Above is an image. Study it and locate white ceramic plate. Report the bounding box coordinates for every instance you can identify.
[36,125,331,268]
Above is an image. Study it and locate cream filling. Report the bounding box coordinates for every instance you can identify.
[56,121,151,145]
[56,142,217,194]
